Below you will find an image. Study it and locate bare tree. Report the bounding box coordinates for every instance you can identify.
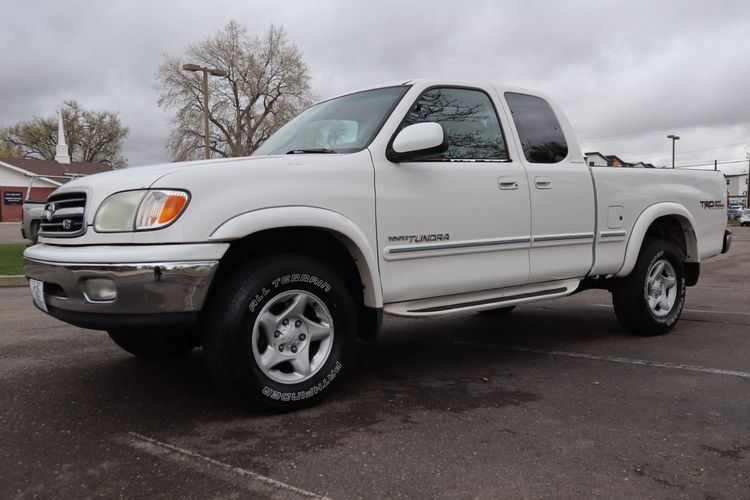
[157,22,315,161]
[0,101,129,166]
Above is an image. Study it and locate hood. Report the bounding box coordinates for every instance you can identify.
[51,151,366,226]
[38,149,375,246]
[54,156,265,195]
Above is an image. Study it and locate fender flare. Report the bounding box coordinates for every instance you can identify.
[208,206,383,308]
[615,202,698,278]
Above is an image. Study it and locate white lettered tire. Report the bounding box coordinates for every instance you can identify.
[612,240,686,336]
[203,255,357,411]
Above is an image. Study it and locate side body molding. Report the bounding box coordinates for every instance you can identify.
[208,206,383,308]
[615,202,698,278]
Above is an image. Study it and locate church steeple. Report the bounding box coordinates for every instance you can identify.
[55,112,71,164]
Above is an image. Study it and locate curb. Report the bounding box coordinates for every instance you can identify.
[0,275,27,287]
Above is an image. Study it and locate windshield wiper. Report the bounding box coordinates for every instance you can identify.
[286,148,338,154]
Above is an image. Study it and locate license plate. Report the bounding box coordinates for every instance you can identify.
[29,279,48,313]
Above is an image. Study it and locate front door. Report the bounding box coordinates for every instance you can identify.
[374,86,531,304]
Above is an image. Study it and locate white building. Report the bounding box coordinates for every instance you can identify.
[726,172,749,206]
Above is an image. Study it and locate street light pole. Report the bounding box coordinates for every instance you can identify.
[667,134,680,169]
[182,64,228,160]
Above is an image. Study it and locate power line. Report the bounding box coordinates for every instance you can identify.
[589,139,750,158]
[579,114,750,142]
[676,158,749,168]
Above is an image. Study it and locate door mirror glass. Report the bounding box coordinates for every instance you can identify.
[388,122,447,162]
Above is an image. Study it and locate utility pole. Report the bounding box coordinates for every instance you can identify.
[182,64,228,160]
[667,134,680,169]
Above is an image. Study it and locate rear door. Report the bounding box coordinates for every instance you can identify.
[501,91,595,283]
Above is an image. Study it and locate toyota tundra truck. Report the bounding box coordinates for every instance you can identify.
[24,80,732,410]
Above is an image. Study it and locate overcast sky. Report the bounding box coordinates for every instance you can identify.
[2,0,750,174]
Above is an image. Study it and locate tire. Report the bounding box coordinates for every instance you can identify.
[29,221,40,244]
[203,255,357,412]
[107,329,199,358]
[478,305,516,316]
[612,240,686,336]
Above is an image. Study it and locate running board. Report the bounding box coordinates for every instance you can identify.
[384,279,581,317]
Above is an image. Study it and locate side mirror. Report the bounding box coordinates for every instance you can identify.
[387,122,448,162]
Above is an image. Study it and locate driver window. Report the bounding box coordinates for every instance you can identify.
[400,87,509,161]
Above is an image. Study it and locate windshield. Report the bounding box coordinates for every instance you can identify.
[252,86,409,156]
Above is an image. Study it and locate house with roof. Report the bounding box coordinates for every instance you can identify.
[584,152,609,167]
[0,114,114,222]
[584,152,627,167]
[584,152,657,168]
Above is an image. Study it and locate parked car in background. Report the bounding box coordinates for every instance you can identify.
[728,204,743,221]
[740,209,750,226]
[22,174,84,243]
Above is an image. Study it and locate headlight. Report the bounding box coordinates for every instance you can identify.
[94,190,190,232]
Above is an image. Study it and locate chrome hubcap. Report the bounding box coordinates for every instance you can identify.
[251,290,334,384]
[645,259,678,317]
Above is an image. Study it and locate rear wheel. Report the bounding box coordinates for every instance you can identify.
[107,329,199,358]
[612,240,686,336]
[203,255,357,412]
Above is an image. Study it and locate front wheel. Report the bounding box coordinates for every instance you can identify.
[203,255,357,411]
[612,240,686,336]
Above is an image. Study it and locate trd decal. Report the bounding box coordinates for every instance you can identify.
[699,200,725,210]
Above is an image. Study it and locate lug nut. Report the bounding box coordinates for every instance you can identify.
[274,331,281,338]
[299,333,307,341]
[279,345,285,352]
[295,320,302,328]
[291,346,298,353]
[282,319,289,326]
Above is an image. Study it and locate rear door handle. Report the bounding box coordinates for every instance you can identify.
[498,177,519,190]
[534,177,552,189]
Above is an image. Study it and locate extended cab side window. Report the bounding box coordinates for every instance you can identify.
[505,92,568,164]
[400,87,509,161]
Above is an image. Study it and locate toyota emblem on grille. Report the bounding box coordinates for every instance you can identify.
[43,203,56,222]
[62,219,72,231]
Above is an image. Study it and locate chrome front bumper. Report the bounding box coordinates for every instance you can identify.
[23,243,228,331]
[24,259,218,315]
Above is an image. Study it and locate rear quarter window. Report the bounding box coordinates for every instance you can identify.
[505,92,568,164]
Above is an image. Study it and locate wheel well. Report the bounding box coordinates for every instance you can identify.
[643,215,700,285]
[643,215,696,261]
[206,228,377,337]
[220,227,363,298]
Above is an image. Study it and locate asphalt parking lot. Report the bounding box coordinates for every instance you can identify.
[1,228,748,499]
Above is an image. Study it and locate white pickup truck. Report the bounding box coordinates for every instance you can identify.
[24,80,732,410]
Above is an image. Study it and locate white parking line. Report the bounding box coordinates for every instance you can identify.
[120,432,330,500]
[591,303,750,317]
[452,341,750,379]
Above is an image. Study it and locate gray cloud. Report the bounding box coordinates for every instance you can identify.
[2,0,749,173]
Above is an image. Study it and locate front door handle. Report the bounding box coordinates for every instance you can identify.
[498,177,519,190]
[534,177,552,189]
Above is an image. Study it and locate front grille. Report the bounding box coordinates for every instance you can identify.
[39,192,87,238]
